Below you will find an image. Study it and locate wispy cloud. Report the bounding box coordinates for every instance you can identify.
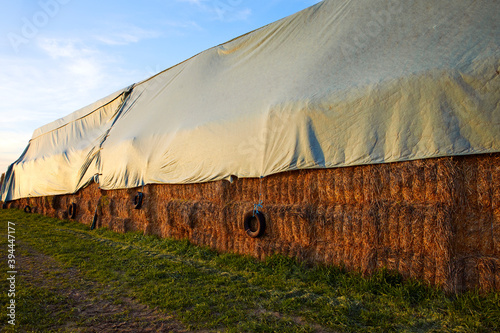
[178,0,207,5]
[0,37,143,173]
[177,0,252,22]
[163,20,203,31]
[94,26,161,46]
[224,8,252,22]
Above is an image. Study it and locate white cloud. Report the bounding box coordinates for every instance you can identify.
[94,26,161,46]
[0,37,143,173]
[177,0,252,22]
[178,0,208,5]
[223,8,252,22]
[38,38,96,59]
[163,20,203,30]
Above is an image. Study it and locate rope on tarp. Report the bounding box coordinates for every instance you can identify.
[253,176,264,216]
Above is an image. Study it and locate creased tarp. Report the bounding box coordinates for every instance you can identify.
[2,0,500,201]
[1,87,132,201]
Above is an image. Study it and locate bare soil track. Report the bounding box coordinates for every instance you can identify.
[16,242,188,332]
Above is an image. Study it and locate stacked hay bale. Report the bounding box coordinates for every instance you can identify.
[7,153,499,293]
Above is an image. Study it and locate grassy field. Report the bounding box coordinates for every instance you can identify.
[0,209,499,332]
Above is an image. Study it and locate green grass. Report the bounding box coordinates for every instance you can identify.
[1,208,499,332]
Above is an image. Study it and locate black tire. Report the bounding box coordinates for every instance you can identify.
[24,205,31,213]
[243,211,266,238]
[134,192,144,210]
[2,202,7,209]
[68,203,77,219]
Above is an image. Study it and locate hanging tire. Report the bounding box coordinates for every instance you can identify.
[133,192,144,210]
[2,202,7,209]
[68,203,77,219]
[243,211,266,238]
[24,205,31,213]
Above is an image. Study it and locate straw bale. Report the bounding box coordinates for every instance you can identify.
[377,163,391,202]
[375,202,388,269]
[462,157,478,207]
[359,205,377,274]
[310,204,327,262]
[323,169,337,205]
[219,180,231,204]
[387,203,401,272]
[285,207,297,244]
[411,159,426,203]
[195,201,222,235]
[436,158,455,205]
[477,212,495,257]
[314,170,328,205]
[477,257,498,292]
[350,206,362,269]
[245,178,260,203]
[411,207,425,279]
[306,171,320,205]
[352,168,364,203]
[343,206,356,270]
[461,257,480,292]
[494,208,500,256]
[362,165,377,204]
[320,206,335,263]
[389,164,403,202]
[274,173,289,205]
[319,204,331,263]
[220,204,234,251]
[332,169,345,205]
[424,160,438,202]
[493,155,500,211]
[477,158,493,209]
[342,167,356,205]
[294,205,308,246]
[449,257,465,293]
[265,174,280,204]
[285,205,301,245]
[230,202,245,237]
[434,205,454,289]
[400,163,414,203]
[397,205,413,278]
[454,211,494,259]
[423,206,437,286]
[497,263,500,291]
[331,205,345,266]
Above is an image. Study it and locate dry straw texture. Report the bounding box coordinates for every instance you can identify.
[3,153,499,293]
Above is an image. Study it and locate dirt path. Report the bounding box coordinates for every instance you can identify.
[17,242,188,332]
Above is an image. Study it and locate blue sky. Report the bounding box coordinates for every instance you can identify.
[0,0,320,174]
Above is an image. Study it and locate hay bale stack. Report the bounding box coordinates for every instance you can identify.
[450,154,500,292]
[6,153,499,293]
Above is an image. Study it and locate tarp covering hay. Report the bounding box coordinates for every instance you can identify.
[1,0,499,201]
[1,0,499,292]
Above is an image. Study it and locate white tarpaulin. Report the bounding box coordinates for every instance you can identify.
[2,0,499,201]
